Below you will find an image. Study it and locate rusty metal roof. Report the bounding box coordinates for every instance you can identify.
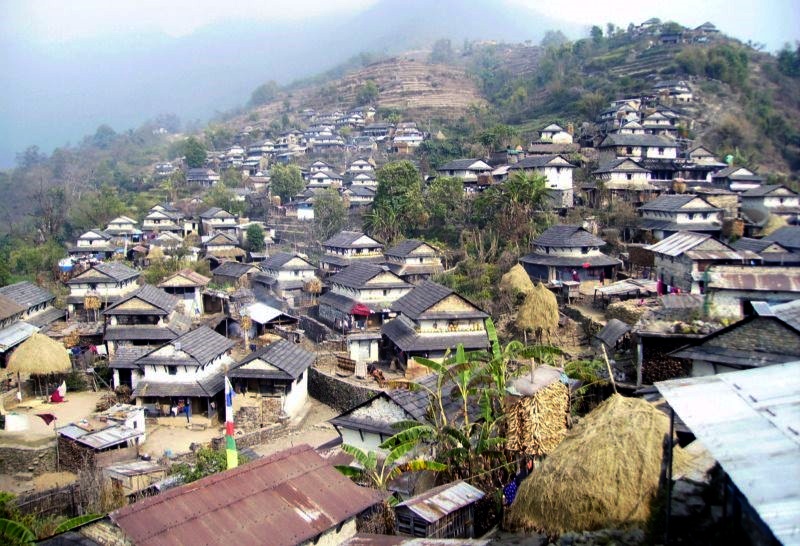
[343,533,490,545]
[110,444,382,546]
[395,481,484,523]
[706,265,800,292]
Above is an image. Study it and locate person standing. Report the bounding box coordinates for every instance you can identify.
[184,401,191,423]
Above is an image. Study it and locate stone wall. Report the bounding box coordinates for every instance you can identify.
[57,437,137,473]
[308,367,379,413]
[0,443,56,476]
[300,315,332,343]
[210,423,283,451]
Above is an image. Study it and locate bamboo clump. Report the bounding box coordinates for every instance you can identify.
[505,380,569,456]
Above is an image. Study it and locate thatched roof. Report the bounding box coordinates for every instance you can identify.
[507,394,669,535]
[7,333,72,375]
[516,282,558,335]
[500,264,535,296]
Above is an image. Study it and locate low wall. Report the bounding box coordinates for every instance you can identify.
[0,443,57,476]
[563,305,605,339]
[308,367,379,413]
[210,423,283,451]
[300,315,332,343]
[15,483,81,519]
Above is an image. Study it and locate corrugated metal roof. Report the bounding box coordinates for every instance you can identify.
[58,424,143,450]
[343,533,490,545]
[656,363,800,546]
[397,481,485,523]
[0,321,39,352]
[110,444,382,546]
[707,265,800,292]
[646,231,713,257]
[105,460,165,477]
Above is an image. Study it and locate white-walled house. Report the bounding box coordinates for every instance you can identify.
[598,134,678,164]
[318,263,411,330]
[741,185,800,224]
[383,239,444,283]
[319,231,385,275]
[131,326,235,418]
[520,225,621,283]
[538,123,573,143]
[65,262,140,316]
[639,194,723,240]
[228,340,315,421]
[507,154,577,208]
[199,207,238,235]
[435,159,492,182]
[69,229,115,259]
[105,216,142,243]
[256,252,318,302]
[0,281,64,328]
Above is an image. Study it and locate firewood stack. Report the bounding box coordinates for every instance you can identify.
[505,367,570,457]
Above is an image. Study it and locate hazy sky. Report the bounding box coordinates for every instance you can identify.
[3,0,798,50]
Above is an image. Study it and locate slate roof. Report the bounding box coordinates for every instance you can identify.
[137,326,234,368]
[593,158,650,174]
[382,315,489,353]
[384,239,437,259]
[132,372,225,398]
[328,263,408,290]
[157,269,210,288]
[594,319,631,349]
[599,134,678,148]
[319,291,363,314]
[230,339,315,380]
[531,225,606,248]
[508,154,575,170]
[261,252,314,270]
[711,166,763,181]
[104,325,179,342]
[25,307,65,328]
[764,226,800,250]
[730,237,782,254]
[391,281,487,320]
[110,444,382,546]
[436,158,491,171]
[639,194,719,212]
[212,261,257,279]
[772,299,800,332]
[542,123,564,132]
[323,231,382,248]
[0,294,25,321]
[639,219,721,233]
[0,282,54,309]
[646,231,715,257]
[199,207,234,219]
[103,285,179,316]
[66,262,140,285]
[520,252,622,268]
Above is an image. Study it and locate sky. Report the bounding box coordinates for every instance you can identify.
[4,0,797,49]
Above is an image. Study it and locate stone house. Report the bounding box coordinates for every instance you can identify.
[638,194,723,241]
[131,325,235,418]
[254,252,318,304]
[507,154,577,208]
[102,284,191,356]
[741,185,800,224]
[109,445,382,546]
[646,231,757,294]
[671,300,800,376]
[68,229,115,260]
[341,185,376,208]
[704,265,800,319]
[105,216,142,244]
[141,204,186,237]
[307,169,345,189]
[538,123,573,143]
[319,263,411,330]
[199,207,238,236]
[519,225,621,283]
[764,226,800,253]
[211,261,259,288]
[597,134,678,165]
[186,168,221,187]
[730,238,799,265]
[641,112,678,137]
[203,232,246,263]
[592,158,658,206]
[65,262,140,316]
[381,280,489,370]
[0,281,64,328]
[228,339,315,422]
[383,239,444,284]
[710,165,764,192]
[319,231,385,276]
[436,159,493,183]
[347,158,374,174]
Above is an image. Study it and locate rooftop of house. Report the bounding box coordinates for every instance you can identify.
[530,225,606,248]
[323,231,382,249]
[711,165,763,181]
[646,231,721,257]
[741,184,797,197]
[391,280,487,321]
[599,133,678,148]
[593,158,650,174]
[200,207,235,219]
[212,261,257,279]
[328,262,408,290]
[67,262,140,285]
[110,444,381,546]
[261,252,315,270]
[639,194,720,212]
[764,226,800,250]
[157,269,211,289]
[436,158,492,171]
[508,154,575,170]
[384,239,437,259]
[0,294,25,322]
[231,339,315,380]
[0,281,54,310]
[137,325,234,368]
[102,285,180,316]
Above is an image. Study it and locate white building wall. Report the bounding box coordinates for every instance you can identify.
[282,372,308,418]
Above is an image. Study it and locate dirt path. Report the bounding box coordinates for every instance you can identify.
[252,398,339,458]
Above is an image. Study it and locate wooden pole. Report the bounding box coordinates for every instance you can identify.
[600,344,618,394]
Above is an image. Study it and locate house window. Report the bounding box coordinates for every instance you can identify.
[383,289,388,296]
[626,174,632,180]
[658,147,665,154]
[581,247,589,254]
[298,372,304,382]
[626,146,633,155]
[168,366,177,375]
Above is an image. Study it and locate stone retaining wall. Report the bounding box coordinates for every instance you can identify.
[308,367,379,413]
[0,443,57,476]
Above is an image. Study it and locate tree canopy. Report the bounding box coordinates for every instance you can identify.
[246,224,266,253]
[366,161,427,244]
[183,136,207,168]
[270,164,305,203]
[313,188,347,241]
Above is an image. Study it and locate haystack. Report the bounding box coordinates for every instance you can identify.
[500,264,535,297]
[7,333,72,375]
[505,366,569,456]
[516,282,558,337]
[507,394,669,535]
[759,214,787,237]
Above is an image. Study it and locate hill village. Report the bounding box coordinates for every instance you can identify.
[0,19,798,546]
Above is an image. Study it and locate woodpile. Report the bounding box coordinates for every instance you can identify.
[606,299,655,325]
[505,368,569,457]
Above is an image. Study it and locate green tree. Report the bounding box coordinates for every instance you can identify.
[777,43,800,77]
[424,176,466,243]
[429,38,455,64]
[92,124,117,150]
[248,80,279,107]
[221,168,242,187]
[355,80,379,105]
[183,136,207,168]
[270,164,305,203]
[540,30,569,49]
[368,161,427,243]
[590,25,603,44]
[313,188,347,241]
[171,447,227,483]
[245,224,266,253]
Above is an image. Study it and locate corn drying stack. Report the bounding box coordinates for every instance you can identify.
[505,366,569,457]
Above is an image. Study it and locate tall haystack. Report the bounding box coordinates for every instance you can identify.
[507,394,669,535]
[500,264,535,298]
[7,333,72,375]
[505,366,569,456]
[516,282,559,338]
